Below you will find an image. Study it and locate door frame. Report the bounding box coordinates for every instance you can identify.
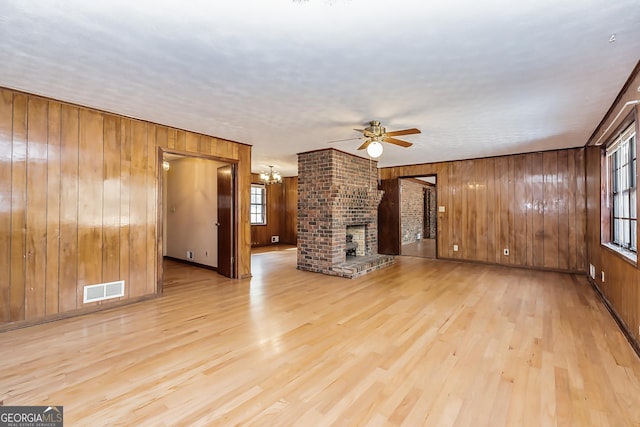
[398,175,438,258]
[156,147,239,294]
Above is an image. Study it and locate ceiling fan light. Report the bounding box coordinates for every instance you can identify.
[367,141,383,158]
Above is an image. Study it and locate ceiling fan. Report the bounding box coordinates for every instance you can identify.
[329,120,421,157]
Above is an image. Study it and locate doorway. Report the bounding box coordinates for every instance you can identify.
[158,150,237,292]
[400,176,437,259]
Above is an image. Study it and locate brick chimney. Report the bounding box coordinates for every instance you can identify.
[297,149,393,278]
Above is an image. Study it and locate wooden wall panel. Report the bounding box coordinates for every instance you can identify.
[513,154,527,266]
[250,175,298,247]
[524,155,534,267]
[146,124,157,295]
[531,153,544,268]
[59,104,79,313]
[484,159,496,263]
[185,132,199,153]
[77,109,104,307]
[475,159,487,262]
[574,148,587,272]
[437,162,450,259]
[380,148,586,272]
[25,97,48,319]
[238,145,252,279]
[464,160,475,260]
[451,160,463,260]
[175,130,186,151]
[102,115,121,284]
[45,101,61,316]
[282,176,298,245]
[0,87,252,329]
[507,156,516,265]
[10,94,27,322]
[119,119,132,297]
[542,151,559,269]
[557,150,570,271]
[0,90,12,322]
[167,128,176,150]
[497,156,510,265]
[129,120,148,298]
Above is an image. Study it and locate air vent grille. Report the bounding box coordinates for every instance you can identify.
[83,280,125,304]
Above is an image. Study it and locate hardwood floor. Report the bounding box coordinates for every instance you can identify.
[1,251,639,426]
[401,238,436,258]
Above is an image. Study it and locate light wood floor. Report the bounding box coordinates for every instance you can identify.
[401,238,437,258]
[1,251,640,426]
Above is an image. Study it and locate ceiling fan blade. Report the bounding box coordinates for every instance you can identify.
[357,138,373,150]
[327,137,362,143]
[385,128,421,137]
[382,137,413,147]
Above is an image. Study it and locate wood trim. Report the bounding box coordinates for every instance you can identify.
[0,294,158,333]
[163,256,219,272]
[588,276,640,359]
[379,146,583,174]
[0,85,253,148]
[587,59,640,145]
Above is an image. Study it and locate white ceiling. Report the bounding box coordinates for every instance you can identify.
[1,0,639,177]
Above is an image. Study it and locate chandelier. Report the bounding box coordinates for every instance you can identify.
[260,165,282,185]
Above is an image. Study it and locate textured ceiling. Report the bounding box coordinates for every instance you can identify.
[1,0,639,177]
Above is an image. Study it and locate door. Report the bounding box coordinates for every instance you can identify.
[377,178,401,255]
[217,164,234,278]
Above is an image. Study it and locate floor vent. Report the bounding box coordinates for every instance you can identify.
[83,280,125,304]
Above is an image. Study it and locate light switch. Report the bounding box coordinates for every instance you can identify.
[438,206,445,212]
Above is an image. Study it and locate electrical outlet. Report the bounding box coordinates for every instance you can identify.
[453,244,459,252]
[503,248,509,256]
[438,206,446,212]
[601,271,605,282]
[186,251,193,260]
[271,235,280,243]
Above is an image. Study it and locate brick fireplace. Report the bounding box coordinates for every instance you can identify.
[297,149,394,278]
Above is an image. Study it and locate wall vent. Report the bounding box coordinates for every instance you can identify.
[83,280,125,304]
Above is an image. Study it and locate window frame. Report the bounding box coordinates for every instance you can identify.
[603,119,637,261]
[250,183,267,225]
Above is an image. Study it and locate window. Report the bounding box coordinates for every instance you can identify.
[250,184,266,225]
[606,122,637,253]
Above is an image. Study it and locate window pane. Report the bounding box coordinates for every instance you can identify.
[622,219,631,246]
[250,184,267,225]
[623,190,630,218]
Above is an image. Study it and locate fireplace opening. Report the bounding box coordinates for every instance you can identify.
[346,225,366,257]
[346,234,357,257]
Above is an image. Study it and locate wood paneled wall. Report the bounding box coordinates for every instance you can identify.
[585,62,640,351]
[250,175,297,246]
[282,176,298,244]
[380,148,587,272]
[0,87,251,328]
